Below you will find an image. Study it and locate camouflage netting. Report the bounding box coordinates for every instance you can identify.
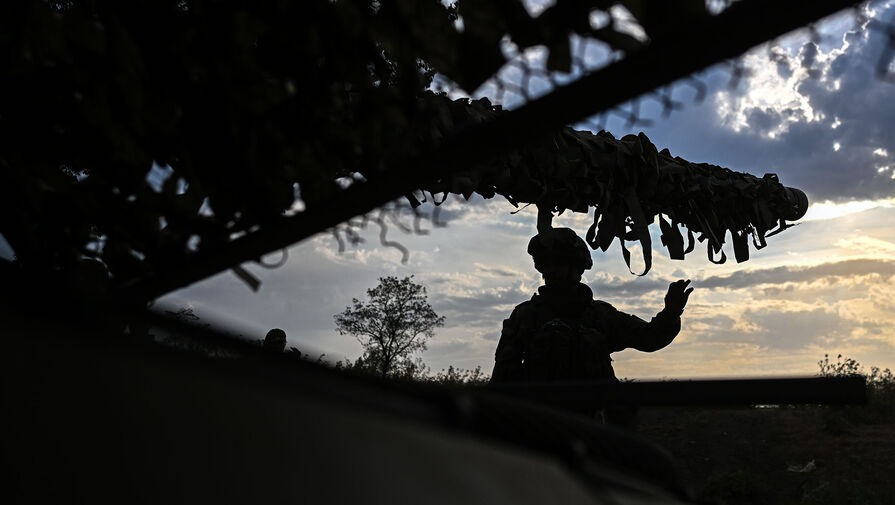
[2,0,858,303]
[417,96,808,274]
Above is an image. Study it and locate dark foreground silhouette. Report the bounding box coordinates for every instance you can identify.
[1,307,691,504]
[1,306,865,504]
[263,328,288,352]
[491,228,693,419]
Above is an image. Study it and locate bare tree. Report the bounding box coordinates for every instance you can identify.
[334,276,445,378]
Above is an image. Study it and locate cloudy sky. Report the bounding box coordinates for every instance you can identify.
[161,2,895,380]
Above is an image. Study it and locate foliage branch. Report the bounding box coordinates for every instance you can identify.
[334,276,445,378]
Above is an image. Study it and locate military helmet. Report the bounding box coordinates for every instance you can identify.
[527,227,593,272]
[263,328,287,352]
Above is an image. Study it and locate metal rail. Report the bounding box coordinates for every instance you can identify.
[487,376,867,408]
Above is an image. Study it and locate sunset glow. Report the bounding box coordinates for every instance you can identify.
[161,3,895,380]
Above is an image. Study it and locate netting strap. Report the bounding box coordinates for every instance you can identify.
[620,191,652,276]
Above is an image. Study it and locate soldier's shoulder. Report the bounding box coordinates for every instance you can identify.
[510,297,538,314]
[588,299,618,312]
[501,299,538,332]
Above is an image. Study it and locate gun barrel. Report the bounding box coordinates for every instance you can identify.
[487,376,867,409]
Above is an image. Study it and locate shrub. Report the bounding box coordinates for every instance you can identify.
[818,354,895,423]
[429,365,489,386]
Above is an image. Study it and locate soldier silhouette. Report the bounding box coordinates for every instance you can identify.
[490,228,693,406]
[263,328,288,353]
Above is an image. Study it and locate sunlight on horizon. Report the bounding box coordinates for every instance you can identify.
[802,197,895,221]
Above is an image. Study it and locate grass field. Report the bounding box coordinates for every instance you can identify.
[635,356,895,504]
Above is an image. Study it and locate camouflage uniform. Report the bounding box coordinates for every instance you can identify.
[490,283,681,383]
[490,227,682,384]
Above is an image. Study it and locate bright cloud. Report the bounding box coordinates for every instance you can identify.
[834,236,895,256]
[713,14,860,139]
[714,48,823,138]
[801,198,895,221]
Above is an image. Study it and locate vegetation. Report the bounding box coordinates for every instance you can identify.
[426,365,489,386]
[334,276,445,378]
[817,353,895,430]
[334,360,488,386]
[637,354,895,505]
[153,301,894,502]
[818,353,895,402]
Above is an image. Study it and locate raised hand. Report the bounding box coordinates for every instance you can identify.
[664,279,694,316]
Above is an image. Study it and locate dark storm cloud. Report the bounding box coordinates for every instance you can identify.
[590,278,667,298]
[781,31,894,198]
[587,258,895,298]
[431,288,530,328]
[697,258,895,290]
[695,307,851,350]
[473,263,520,277]
[746,305,886,351]
[762,284,796,297]
[746,39,895,200]
[398,193,497,231]
[744,108,786,134]
[781,33,895,200]
[692,314,738,330]
[769,46,794,79]
[619,4,895,204]
[683,305,882,353]
[428,339,477,356]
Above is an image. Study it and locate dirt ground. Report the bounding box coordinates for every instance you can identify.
[634,406,895,504]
